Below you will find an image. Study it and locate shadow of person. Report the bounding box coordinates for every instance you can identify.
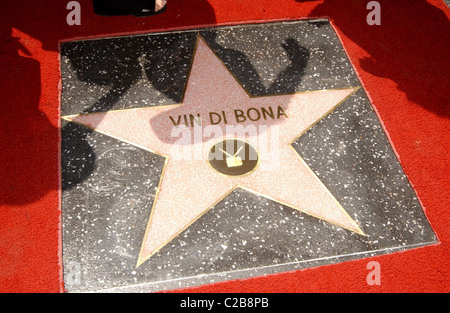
[147,30,310,145]
[0,0,317,204]
[0,27,60,205]
[307,0,450,117]
[0,1,104,205]
[1,0,311,204]
[60,37,144,191]
[61,0,218,191]
[198,31,310,97]
[0,0,219,204]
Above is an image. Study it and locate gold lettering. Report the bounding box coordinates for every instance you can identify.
[221,111,228,124]
[234,109,246,123]
[277,106,288,119]
[169,115,182,126]
[261,106,274,120]
[209,112,222,125]
[189,114,201,127]
[247,108,261,121]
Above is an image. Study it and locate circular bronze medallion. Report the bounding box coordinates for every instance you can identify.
[208,139,259,177]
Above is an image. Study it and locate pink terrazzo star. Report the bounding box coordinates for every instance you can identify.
[64,36,364,267]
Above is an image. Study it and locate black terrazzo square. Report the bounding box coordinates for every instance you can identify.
[60,20,436,292]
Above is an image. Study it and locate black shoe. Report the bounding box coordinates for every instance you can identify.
[93,0,166,17]
[133,1,167,17]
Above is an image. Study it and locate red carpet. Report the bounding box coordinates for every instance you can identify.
[0,0,449,293]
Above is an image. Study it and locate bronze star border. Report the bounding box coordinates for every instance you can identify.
[63,35,365,267]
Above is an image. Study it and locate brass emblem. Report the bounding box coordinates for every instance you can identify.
[208,139,259,177]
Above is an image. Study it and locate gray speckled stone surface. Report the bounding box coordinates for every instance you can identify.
[60,20,436,293]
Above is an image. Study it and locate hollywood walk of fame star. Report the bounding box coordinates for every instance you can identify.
[63,36,364,267]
